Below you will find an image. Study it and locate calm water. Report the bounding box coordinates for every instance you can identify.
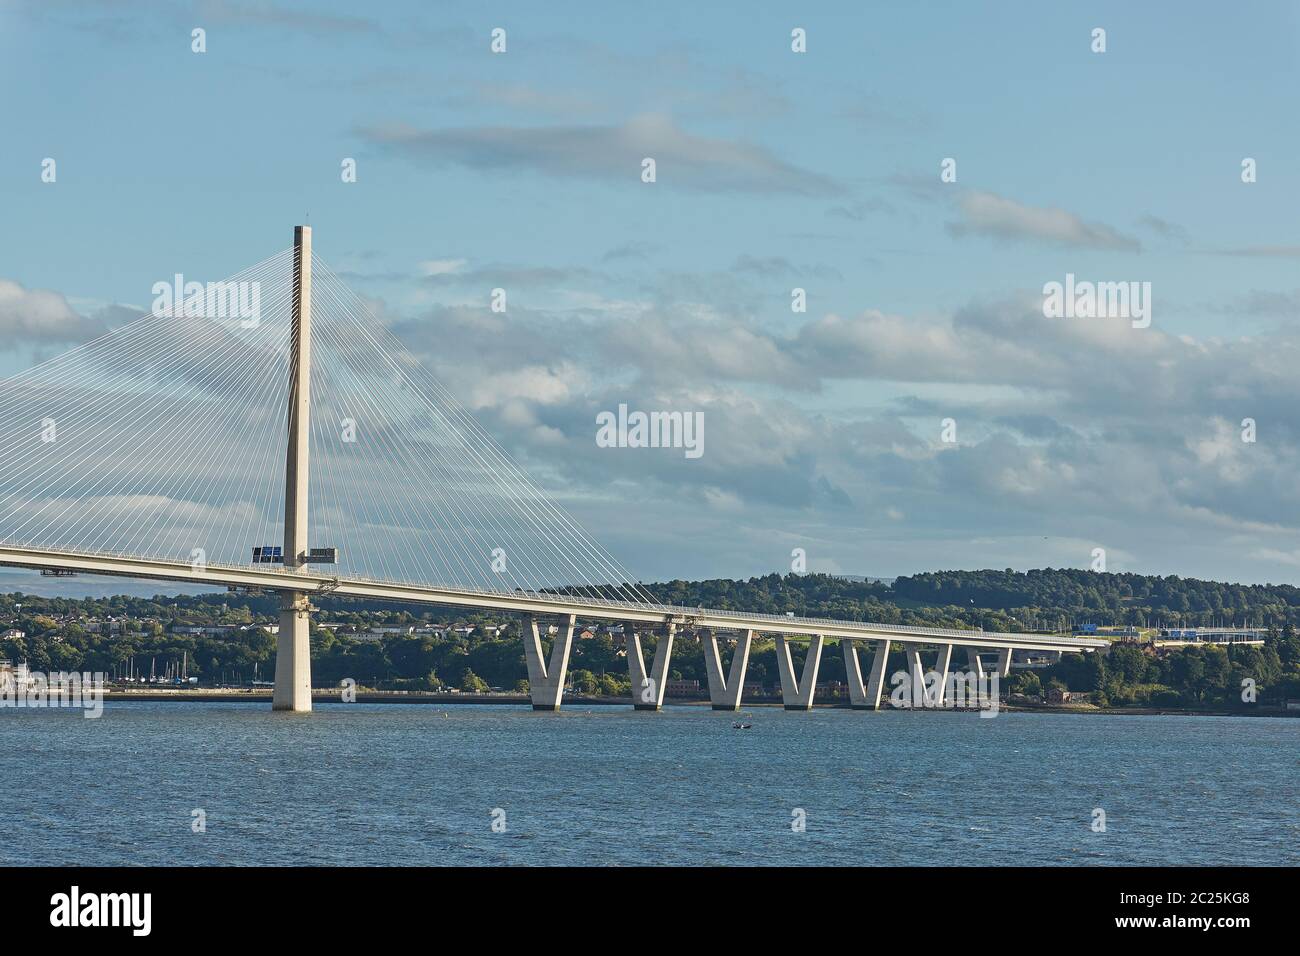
[0,702,1295,866]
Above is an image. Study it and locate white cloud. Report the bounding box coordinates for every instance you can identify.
[358,113,842,195]
[0,279,104,345]
[417,258,467,277]
[947,191,1141,251]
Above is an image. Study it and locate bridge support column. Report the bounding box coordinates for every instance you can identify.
[776,634,823,710]
[703,629,752,711]
[628,623,675,710]
[967,647,986,683]
[996,647,1014,678]
[273,224,314,713]
[524,614,575,711]
[905,646,928,708]
[932,644,953,706]
[844,639,890,710]
[272,592,312,711]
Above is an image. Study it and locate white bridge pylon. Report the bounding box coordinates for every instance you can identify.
[274,226,314,711]
[0,227,1106,712]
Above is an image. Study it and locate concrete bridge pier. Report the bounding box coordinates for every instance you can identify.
[273,592,312,712]
[996,647,1014,678]
[967,647,987,683]
[523,614,576,710]
[905,646,928,708]
[932,644,953,706]
[627,622,675,710]
[776,634,823,710]
[843,638,890,710]
[703,629,752,710]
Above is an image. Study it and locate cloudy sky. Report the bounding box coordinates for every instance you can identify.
[2,0,1300,596]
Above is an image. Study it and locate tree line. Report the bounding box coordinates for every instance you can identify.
[4,568,1300,706]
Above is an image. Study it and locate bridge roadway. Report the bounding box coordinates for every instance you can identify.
[0,543,1103,653]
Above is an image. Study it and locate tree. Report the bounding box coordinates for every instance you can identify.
[1085,652,1108,692]
[1171,648,1207,702]
[1109,644,1148,684]
[1202,646,1232,701]
[1278,622,1300,668]
[459,669,488,693]
[596,673,626,697]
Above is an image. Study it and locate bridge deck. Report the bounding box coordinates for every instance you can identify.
[0,544,1106,652]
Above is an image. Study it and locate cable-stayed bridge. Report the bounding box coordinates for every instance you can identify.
[0,227,1104,712]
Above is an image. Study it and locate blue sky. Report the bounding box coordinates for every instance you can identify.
[3,0,1300,594]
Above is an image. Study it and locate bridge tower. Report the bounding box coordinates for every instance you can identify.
[273,225,314,712]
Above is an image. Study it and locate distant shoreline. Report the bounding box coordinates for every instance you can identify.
[94,689,1300,718]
